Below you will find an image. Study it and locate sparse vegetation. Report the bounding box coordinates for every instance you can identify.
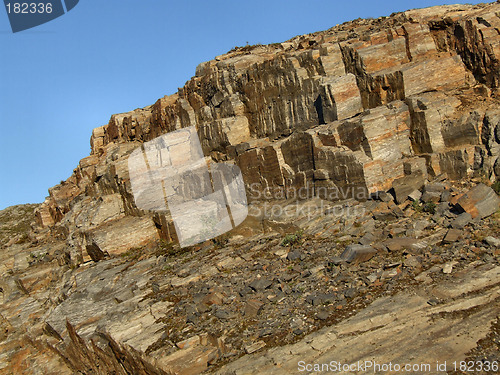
[412,200,423,213]
[120,247,143,261]
[423,202,437,215]
[155,239,178,257]
[0,204,38,247]
[281,230,303,247]
[211,234,229,249]
[27,251,47,265]
[411,201,436,214]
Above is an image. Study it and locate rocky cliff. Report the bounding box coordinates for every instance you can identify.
[2,2,500,374]
[32,2,500,265]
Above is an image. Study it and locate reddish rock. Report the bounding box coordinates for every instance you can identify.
[456,183,500,219]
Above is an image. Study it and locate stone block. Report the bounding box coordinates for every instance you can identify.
[340,245,377,264]
[456,183,500,219]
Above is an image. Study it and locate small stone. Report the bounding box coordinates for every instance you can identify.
[343,288,357,299]
[245,340,266,354]
[239,286,253,297]
[202,291,225,306]
[329,256,345,266]
[456,183,500,219]
[367,273,379,283]
[249,278,273,291]
[484,236,500,247]
[427,297,441,306]
[359,233,375,245]
[383,237,420,252]
[244,299,264,318]
[391,172,426,204]
[176,335,200,349]
[86,242,106,262]
[214,309,230,320]
[316,310,330,320]
[381,268,399,279]
[370,191,393,202]
[442,229,463,244]
[340,245,377,264]
[450,212,472,229]
[442,261,457,274]
[408,190,422,202]
[413,219,431,232]
[287,250,302,261]
[404,255,421,269]
[425,183,447,193]
[421,191,441,203]
[440,190,451,202]
[373,211,398,221]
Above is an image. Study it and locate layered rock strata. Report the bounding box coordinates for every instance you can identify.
[32,2,500,270]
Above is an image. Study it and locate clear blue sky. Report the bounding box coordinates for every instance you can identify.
[0,0,487,210]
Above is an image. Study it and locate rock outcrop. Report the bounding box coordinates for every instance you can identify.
[32,2,500,265]
[2,2,500,375]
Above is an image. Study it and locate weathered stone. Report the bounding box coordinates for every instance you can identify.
[244,299,264,318]
[442,261,458,274]
[383,237,425,252]
[391,172,426,204]
[340,245,377,264]
[369,191,393,202]
[450,212,472,229]
[85,242,106,262]
[442,229,463,244]
[249,278,273,291]
[244,340,266,354]
[408,190,422,202]
[484,236,500,248]
[456,183,500,219]
[421,191,441,203]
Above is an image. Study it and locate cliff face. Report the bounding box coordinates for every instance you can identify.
[2,3,500,375]
[33,2,500,264]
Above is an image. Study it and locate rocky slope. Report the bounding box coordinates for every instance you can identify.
[1,2,500,374]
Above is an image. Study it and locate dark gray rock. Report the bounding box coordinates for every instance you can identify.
[421,191,441,203]
[369,191,394,202]
[85,242,106,262]
[287,250,302,261]
[450,212,472,229]
[249,278,273,291]
[359,233,376,245]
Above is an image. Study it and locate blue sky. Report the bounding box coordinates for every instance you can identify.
[0,0,487,210]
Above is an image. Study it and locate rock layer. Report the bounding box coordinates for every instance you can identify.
[30,3,500,263]
[32,3,500,265]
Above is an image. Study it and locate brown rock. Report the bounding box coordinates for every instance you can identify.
[391,172,426,204]
[85,242,106,262]
[442,229,463,244]
[244,299,264,318]
[456,183,500,219]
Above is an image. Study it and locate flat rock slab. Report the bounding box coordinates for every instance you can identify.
[456,183,500,219]
[442,228,464,244]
